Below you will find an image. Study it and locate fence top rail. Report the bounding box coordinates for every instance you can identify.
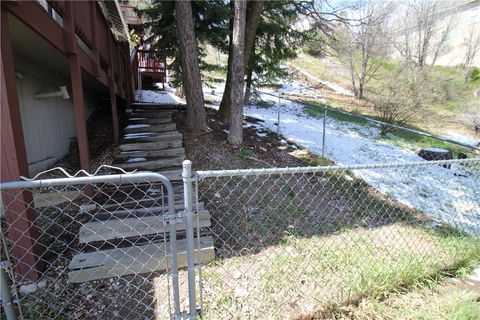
[0,172,171,191]
[195,158,480,179]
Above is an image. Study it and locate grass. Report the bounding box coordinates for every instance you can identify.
[334,278,480,319]
[289,52,480,138]
[236,148,255,159]
[286,95,476,157]
[200,224,480,319]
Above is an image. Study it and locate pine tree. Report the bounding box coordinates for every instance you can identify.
[228,0,247,145]
[175,0,208,132]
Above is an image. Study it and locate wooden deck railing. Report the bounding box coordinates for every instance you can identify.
[133,49,167,89]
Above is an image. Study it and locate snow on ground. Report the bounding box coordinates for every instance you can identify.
[135,86,184,104]
[444,130,479,148]
[204,82,480,235]
[126,157,147,163]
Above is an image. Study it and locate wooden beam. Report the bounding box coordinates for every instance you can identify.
[64,3,90,172]
[90,1,100,78]
[69,236,215,283]
[108,32,120,145]
[1,9,42,282]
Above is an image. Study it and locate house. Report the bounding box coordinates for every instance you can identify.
[392,0,480,67]
[1,0,133,184]
[1,0,136,282]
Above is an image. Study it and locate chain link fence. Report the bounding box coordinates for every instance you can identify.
[192,158,480,319]
[1,159,479,319]
[0,171,188,319]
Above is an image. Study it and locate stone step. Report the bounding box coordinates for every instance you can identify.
[79,210,211,244]
[68,236,214,283]
[116,148,185,160]
[124,123,177,134]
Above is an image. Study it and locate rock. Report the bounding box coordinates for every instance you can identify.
[418,148,452,161]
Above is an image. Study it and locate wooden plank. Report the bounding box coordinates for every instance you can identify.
[116,148,185,160]
[157,169,183,181]
[122,131,182,143]
[119,140,182,152]
[128,116,173,125]
[128,109,174,115]
[79,210,211,243]
[33,191,83,208]
[116,156,184,170]
[92,202,205,220]
[68,236,215,283]
[124,123,177,134]
[130,103,186,111]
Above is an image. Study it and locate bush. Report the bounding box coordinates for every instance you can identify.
[371,66,423,134]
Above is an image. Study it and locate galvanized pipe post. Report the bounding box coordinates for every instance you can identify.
[277,94,281,135]
[1,261,17,320]
[322,106,327,158]
[182,160,197,319]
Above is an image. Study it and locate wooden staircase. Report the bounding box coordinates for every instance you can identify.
[68,103,214,283]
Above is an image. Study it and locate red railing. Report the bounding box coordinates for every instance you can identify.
[134,49,166,89]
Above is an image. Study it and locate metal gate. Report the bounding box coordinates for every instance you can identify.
[0,169,186,319]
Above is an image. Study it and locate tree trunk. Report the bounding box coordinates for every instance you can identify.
[228,0,247,146]
[219,0,264,121]
[175,0,207,132]
[244,64,253,105]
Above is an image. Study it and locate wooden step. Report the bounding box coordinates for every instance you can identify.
[116,156,184,170]
[128,112,174,119]
[124,123,177,134]
[128,117,173,125]
[33,191,82,208]
[131,103,186,111]
[158,169,183,181]
[79,210,211,243]
[128,109,174,115]
[89,203,205,220]
[120,140,183,152]
[68,236,214,283]
[122,132,183,144]
[116,148,185,160]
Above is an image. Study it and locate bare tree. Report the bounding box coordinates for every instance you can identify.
[462,25,480,81]
[175,0,208,132]
[393,1,455,77]
[333,0,393,99]
[228,0,247,145]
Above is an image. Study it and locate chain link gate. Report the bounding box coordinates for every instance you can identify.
[0,170,187,319]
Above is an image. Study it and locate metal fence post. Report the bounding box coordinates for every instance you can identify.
[182,160,197,319]
[322,106,327,158]
[277,94,281,135]
[1,261,17,320]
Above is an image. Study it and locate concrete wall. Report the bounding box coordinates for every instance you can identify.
[13,53,98,174]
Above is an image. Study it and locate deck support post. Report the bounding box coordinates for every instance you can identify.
[64,2,90,172]
[1,8,42,282]
[108,37,120,145]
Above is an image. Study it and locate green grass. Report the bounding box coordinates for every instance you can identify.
[200,224,480,319]
[288,95,476,157]
[379,129,475,158]
[236,149,255,159]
